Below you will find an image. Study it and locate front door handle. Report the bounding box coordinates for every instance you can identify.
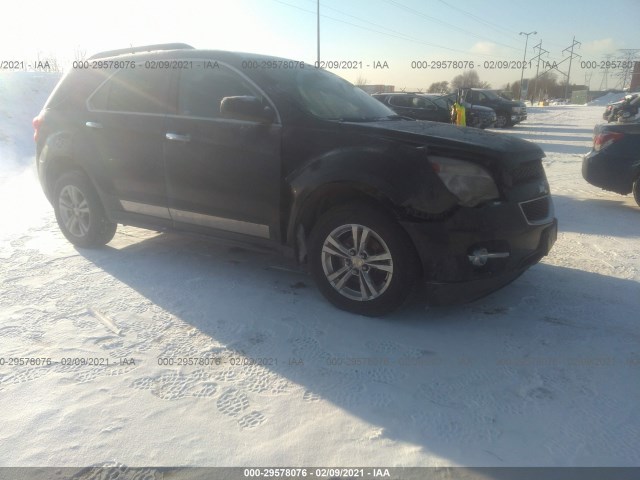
[85,122,103,129]
[166,133,191,142]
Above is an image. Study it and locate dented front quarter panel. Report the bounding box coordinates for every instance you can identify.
[283,121,463,242]
[282,119,545,242]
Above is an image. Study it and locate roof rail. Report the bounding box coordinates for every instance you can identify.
[88,43,195,60]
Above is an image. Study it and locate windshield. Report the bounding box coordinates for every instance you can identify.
[482,90,503,101]
[264,67,395,121]
[298,69,395,120]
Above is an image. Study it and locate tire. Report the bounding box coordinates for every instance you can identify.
[53,171,117,247]
[308,202,420,316]
[469,115,482,128]
[633,176,640,207]
[495,113,510,128]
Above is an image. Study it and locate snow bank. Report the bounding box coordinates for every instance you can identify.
[0,71,61,175]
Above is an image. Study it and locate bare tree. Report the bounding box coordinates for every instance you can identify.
[354,74,368,87]
[427,81,449,93]
[451,70,491,90]
[74,46,87,62]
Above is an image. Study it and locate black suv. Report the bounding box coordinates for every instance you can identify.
[34,44,557,316]
[460,88,527,128]
[372,92,496,129]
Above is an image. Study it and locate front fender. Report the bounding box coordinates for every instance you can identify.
[285,143,458,244]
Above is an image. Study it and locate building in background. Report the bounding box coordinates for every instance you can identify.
[630,62,640,92]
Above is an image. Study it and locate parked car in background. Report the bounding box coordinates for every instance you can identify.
[34,43,556,316]
[603,93,639,123]
[459,88,527,128]
[371,92,450,123]
[435,93,496,129]
[582,121,640,206]
[373,92,496,129]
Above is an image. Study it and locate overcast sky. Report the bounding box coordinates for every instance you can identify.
[3,0,638,90]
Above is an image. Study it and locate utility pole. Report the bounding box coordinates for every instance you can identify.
[317,0,320,66]
[585,72,593,95]
[519,31,537,101]
[563,36,581,100]
[616,49,640,90]
[599,53,613,91]
[531,41,549,103]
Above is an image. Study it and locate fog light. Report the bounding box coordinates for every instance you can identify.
[468,248,510,267]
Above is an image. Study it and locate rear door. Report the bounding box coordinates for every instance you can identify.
[85,66,171,220]
[163,62,282,240]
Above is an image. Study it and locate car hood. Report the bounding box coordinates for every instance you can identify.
[348,119,543,163]
[467,104,495,113]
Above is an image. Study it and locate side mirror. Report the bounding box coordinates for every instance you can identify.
[220,96,275,122]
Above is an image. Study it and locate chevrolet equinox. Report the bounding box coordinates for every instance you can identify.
[34,44,557,316]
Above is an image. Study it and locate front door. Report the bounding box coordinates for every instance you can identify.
[163,62,282,240]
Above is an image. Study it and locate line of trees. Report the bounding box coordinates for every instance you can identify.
[426,70,568,100]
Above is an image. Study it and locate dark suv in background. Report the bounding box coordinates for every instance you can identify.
[460,88,527,128]
[373,92,496,128]
[34,44,556,316]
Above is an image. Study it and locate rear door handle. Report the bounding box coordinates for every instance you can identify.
[85,122,103,129]
[166,133,191,142]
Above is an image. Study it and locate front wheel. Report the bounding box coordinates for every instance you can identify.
[308,203,420,316]
[468,115,482,128]
[633,177,640,207]
[495,113,511,128]
[53,171,117,247]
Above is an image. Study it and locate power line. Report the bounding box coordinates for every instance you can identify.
[436,0,520,38]
[531,41,549,100]
[272,0,513,57]
[599,54,613,90]
[615,49,640,90]
[383,0,521,51]
[562,37,581,99]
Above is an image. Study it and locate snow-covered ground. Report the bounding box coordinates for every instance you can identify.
[1,73,639,469]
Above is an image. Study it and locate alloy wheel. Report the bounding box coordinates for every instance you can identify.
[320,224,394,301]
[58,185,91,238]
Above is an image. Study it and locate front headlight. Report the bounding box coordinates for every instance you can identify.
[429,156,500,207]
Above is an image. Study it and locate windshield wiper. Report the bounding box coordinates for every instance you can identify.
[378,114,414,121]
[327,115,412,122]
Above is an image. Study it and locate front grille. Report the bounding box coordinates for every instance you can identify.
[510,160,545,185]
[519,196,552,224]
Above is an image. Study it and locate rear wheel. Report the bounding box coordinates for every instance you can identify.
[633,177,640,207]
[53,171,117,247]
[308,203,420,316]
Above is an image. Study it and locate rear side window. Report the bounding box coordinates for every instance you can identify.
[89,67,170,114]
[45,69,111,111]
[177,63,261,119]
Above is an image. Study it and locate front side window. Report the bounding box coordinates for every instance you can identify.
[177,64,261,119]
